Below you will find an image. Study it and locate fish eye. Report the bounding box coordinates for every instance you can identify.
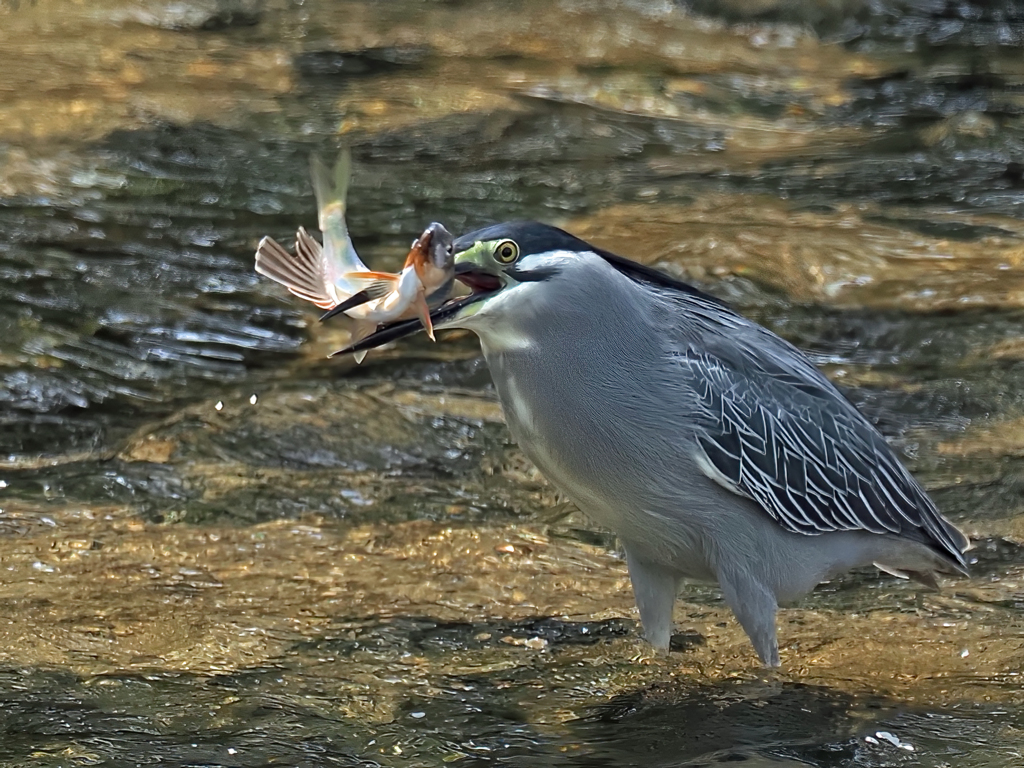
[493,240,520,264]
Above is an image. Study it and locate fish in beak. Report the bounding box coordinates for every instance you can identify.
[253,148,456,360]
[329,259,502,358]
[318,221,455,341]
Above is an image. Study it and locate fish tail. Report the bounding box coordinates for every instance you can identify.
[309,149,353,252]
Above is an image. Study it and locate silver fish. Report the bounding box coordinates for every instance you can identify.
[255,150,454,361]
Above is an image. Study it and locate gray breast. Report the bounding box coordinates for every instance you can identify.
[477,264,720,553]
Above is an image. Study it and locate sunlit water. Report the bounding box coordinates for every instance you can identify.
[2,1,1024,765]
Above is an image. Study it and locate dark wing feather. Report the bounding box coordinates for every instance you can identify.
[674,345,968,570]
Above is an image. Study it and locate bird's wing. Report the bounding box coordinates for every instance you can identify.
[674,341,967,567]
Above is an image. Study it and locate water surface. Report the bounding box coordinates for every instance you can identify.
[2,1,1024,765]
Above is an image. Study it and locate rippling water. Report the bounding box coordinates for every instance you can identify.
[2,1,1024,765]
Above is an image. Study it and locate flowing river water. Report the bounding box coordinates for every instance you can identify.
[2,1,1024,765]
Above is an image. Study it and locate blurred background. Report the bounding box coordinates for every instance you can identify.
[1,0,1024,765]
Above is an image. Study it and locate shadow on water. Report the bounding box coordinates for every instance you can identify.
[3,0,1024,765]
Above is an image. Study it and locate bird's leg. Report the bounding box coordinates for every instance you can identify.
[717,568,780,667]
[624,548,681,652]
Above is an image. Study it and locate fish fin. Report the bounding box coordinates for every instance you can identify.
[415,293,435,341]
[362,281,394,300]
[326,319,378,363]
[906,570,942,590]
[294,226,322,263]
[345,271,400,282]
[319,292,369,322]
[348,318,377,364]
[319,281,391,322]
[309,150,350,233]
[255,235,336,309]
[293,225,361,299]
[256,150,367,309]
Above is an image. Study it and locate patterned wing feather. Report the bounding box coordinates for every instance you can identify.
[677,347,968,569]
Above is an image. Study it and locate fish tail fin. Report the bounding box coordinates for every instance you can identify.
[255,234,335,309]
[309,150,349,224]
[309,149,353,245]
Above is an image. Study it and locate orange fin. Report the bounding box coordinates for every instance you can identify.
[415,293,435,341]
[345,271,399,282]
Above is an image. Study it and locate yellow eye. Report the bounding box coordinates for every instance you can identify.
[493,239,520,264]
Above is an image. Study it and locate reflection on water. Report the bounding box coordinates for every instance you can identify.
[2,0,1024,765]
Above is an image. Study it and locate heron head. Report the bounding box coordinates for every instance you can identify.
[332,221,597,355]
[440,221,596,328]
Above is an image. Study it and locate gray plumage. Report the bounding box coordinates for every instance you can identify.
[340,221,970,666]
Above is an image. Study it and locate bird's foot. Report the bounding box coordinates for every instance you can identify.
[627,638,667,666]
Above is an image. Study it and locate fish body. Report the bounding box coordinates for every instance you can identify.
[330,222,455,339]
[254,150,455,359]
[254,150,368,311]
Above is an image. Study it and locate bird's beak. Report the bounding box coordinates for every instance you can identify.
[328,249,502,358]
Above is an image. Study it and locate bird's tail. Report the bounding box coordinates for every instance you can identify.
[873,521,972,588]
[928,515,972,576]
